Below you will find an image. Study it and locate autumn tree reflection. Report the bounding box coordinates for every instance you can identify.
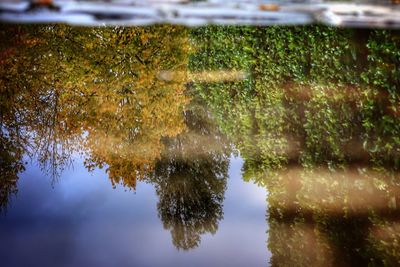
[148,98,230,250]
[0,24,231,252]
[0,26,37,211]
[56,26,190,189]
[0,24,189,209]
[0,134,24,213]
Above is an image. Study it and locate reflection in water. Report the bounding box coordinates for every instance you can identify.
[1,24,400,265]
[0,24,230,251]
[148,99,230,250]
[0,134,23,214]
[267,167,400,266]
[192,26,400,265]
[0,25,189,205]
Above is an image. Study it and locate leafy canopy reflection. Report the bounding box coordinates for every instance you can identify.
[0,24,189,210]
[191,26,400,266]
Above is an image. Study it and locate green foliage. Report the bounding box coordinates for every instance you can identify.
[359,30,400,167]
[190,26,400,266]
[190,26,400,179]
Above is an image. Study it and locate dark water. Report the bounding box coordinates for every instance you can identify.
[1,25,400,267]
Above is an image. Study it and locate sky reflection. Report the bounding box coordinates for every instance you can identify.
[0,155,267,267]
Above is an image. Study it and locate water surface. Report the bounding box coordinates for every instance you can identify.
[1,25,400,266]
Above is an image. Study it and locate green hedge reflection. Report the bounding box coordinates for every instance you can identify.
[191,26,400,265]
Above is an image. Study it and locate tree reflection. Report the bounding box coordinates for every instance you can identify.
[191,26,400,265]
[0,24,189,209]
[0,134,24,213]
[0,24,230,252]
[148,98,230,250]
[0,26,35,211]
[2,22,400,261]
[65,26,190,189]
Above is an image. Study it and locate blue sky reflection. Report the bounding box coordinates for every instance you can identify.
[0,155,268,267]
